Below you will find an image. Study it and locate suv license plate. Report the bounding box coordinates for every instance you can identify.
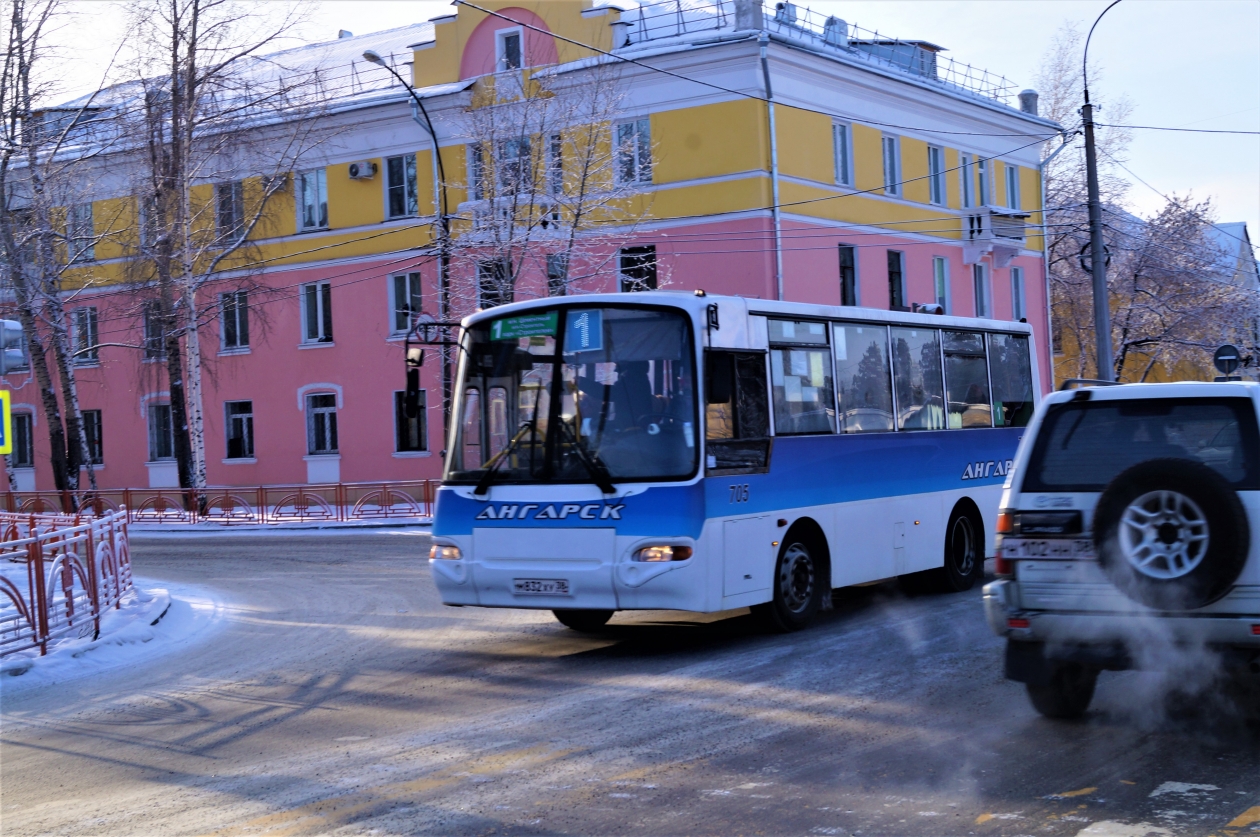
[1002,538,1094,559]
[513,578,571,596]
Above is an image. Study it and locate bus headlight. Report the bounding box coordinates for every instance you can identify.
[632,545,692,562]
[430,544,462,560]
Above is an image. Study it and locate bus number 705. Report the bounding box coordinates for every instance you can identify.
[729,484,750,503]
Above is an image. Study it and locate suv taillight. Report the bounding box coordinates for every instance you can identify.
[996,510,1015,534]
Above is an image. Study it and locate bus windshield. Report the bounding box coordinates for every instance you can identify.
[445,305,698,485]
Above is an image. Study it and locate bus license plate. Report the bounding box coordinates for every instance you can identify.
[513,578,571,595]
[1002,538,1094,560]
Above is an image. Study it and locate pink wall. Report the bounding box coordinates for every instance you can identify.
[459,7,559,80]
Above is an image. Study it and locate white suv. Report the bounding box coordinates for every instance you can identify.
[984,381,1260,718]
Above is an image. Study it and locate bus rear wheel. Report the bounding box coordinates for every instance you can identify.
[754,537,823,633]
[552,609,614,633]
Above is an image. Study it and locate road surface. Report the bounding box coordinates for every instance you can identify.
[2,532,1257,836]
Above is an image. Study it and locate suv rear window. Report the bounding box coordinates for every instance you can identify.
[1023,397,1260,492]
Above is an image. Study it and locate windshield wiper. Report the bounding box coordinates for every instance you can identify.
[474,422,535,496]
[556,417,617,495]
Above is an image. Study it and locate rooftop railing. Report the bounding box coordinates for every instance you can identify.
[618,0,1022,107]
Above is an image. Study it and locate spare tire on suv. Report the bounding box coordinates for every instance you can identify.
[1093,458,1249,610]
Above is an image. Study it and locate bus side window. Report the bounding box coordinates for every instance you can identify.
[890,328,945,431]
[942,330,992,428]
[833,323,893,433]
[462,388,482,470]
[988,333,1034,427]
[705,351,770,472]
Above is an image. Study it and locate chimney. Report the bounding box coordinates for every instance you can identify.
[734,0,764,31]
[338,29,354,39]
[1018,89,1039,116]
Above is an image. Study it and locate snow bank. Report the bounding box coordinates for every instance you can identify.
[0,577,228,691]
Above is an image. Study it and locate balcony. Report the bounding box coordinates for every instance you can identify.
[963,206,1031,266]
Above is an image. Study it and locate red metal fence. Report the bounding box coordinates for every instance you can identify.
[0,510,132,657]
[0,480,437,526]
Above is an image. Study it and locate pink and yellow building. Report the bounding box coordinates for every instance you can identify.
[1,0,1060,491]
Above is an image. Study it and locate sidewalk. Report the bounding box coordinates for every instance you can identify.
[128,518,433,537]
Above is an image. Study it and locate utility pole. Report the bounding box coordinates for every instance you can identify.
[1081,0,1122,382]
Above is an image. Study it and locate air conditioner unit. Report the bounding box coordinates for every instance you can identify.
[348,161,377,180]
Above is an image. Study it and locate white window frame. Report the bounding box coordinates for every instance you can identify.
[932,256,951,313]
[306,393,339,455]
[68,203,94,263]
[927,146,945,205]
[147,402,175,462]
[615,118,652,185]
[973,263,990,318]
[71,306,99,365]
[11,412,34,468]
[215,181,244,244]
[547,132,563,196]
[976,158,990,206]
[959,153,975,208]
[220,290,249,352]
[1011,266,1026,321]
[390,272,422,335]
[838,244,858,306]
[833,122,853,187]
[385,154,418,219]
[299,168,328,231]
[1004,163,1020,210]
[224,400,254,460]
[301,281,333,344]
[881,135,900,196]
[887,249,906,310]
[496,27,523,72]
[82,408,103,465]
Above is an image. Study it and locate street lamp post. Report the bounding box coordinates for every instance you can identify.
[1081,0,1123,382]
[363,49,454,427]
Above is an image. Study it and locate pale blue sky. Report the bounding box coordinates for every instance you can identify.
[56,0,1260,239]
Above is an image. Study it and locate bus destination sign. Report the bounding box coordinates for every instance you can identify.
[490,311,558,341]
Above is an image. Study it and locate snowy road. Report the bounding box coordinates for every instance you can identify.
[2,532,1257,836]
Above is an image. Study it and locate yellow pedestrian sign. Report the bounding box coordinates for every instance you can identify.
[0,390,11,455]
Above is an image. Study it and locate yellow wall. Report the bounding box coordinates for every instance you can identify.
[851,124,883,193]
[944,147,960,209]
[327,159,385,228]
[900,137,929,204]
[775,105,832,183]
[653,99,767,184]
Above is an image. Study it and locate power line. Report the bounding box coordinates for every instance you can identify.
[1099,123,1260,136]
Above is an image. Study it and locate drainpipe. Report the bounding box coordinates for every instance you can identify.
[759,31,784,302]
[1038,131,1074,390]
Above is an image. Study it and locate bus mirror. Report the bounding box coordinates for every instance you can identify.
[405,368,421,418]
[706,353,732,404]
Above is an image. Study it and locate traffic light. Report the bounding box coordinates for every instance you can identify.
[0,319,25,375]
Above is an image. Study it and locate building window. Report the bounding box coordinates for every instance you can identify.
[616,118,652,185]
[82,409,103,465]
[299,169,328,230]
[933,256,950,312]
[138,196,157,250]
[386,154,418,218]
[143,300,166,360]
[306,393,338,455]
[225,400,254,459]
[973,263,990,318]
[928,146,946,205]
[394,390,427,452]
[215,181,244,244]
[838,245,857,306]
[221,290,249,350]
[547,132,563,195]
[147,403,174,461]
[881,135,900,196]
[546,253,568,297]
[1011,266,1026,321]
[498,137,531,194]
[391,272,422,334]
[976,158,990,206]
[67,203,94,263]
[301,281,333,343]
[11,413,34,468]
[619,245,657,292]
[497,28,522,71]
[71,306,99,365]
[887,250,906,310]
[1004,164,1020,210]
[477,260,512,309]
[834,122,852,186]
[960,153,975,208]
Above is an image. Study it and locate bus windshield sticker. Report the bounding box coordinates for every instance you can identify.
[565,310,603,353]
[490,311,558,341]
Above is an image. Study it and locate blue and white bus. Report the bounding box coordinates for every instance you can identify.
[429,291,1040,632]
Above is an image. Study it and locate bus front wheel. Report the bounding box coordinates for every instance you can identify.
[553,609,614,633]
[754,537,823,632]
